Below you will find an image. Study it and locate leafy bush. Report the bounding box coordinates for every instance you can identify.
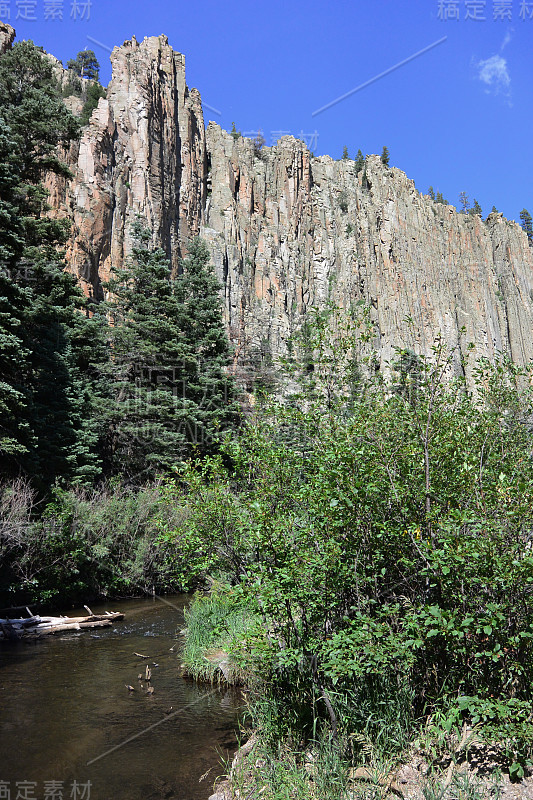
[0,480,184,606]
[162,308,533,769]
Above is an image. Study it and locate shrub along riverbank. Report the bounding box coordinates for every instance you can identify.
[171,316,533,796]
[0,480,184,607]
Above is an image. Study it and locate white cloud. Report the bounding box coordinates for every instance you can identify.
[500,29,513,51]
[476,54,512,103]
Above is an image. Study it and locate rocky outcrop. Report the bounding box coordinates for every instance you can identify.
[0,21,15,55]
[204,128,533,382]
[51,34,206,298]
[47,33,533,376]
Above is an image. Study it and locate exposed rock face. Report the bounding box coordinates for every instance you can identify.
[204,128,533,382]
[51,34,206,298]
[0,21,15,55]
[50,34,533,376]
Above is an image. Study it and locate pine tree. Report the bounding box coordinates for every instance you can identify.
[520,208,533,246]
[342,145,350,161]
[459,192,470,214]
[66,49,100,81]
[0,41,80,183]
[380,146,390,167]
[174,237,239,452]
[354,149,364,172]
[428,186,436,201]
[103,224,238,480]
[0,41,103,487]
[469,199,482,217]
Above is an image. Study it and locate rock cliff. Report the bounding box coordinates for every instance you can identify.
[22,33,533,376]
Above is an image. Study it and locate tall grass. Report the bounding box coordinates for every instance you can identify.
[182,588,259,684]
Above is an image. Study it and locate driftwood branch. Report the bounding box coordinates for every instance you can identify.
[0,611,124,640]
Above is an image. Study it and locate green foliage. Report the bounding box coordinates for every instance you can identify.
[342,145,350,160]
[231,121,241,141]
[80,81,106,125]
[252,130,266,156]
[0,479,183,606]
[162,310,533,769]
[338,190,349,213]
[380,146,390,167]
[469,199,483,217]
[354,149,365,172]
[62,77,82,97]
[428,186,436,201]
[520,208,533,246]
[436,191,448,205]
[182,588,260,683]
[0,40,104,487]
[460,192,470,214]
[102,223,238,481]
[0,40,80,181]
[66,49,100,81]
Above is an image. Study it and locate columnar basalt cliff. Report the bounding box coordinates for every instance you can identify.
[39,34,533,375]
[48,34,207,298]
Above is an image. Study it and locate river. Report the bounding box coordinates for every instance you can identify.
[0,595,242,800]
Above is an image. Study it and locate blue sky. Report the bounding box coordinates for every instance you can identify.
[6,0,533,223]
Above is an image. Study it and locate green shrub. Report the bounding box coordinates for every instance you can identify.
[0,480,184,606]
[162,306,533,769]
[80,82,106,125]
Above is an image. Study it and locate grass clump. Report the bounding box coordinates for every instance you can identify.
[182,588,260,684]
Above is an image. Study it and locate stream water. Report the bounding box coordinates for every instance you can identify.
[0,595,242,800]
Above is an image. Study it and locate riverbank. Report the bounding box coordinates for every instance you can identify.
[182,591,533,800]
[209,737,533,800]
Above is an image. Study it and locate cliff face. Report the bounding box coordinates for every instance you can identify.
[49,34,206,298]
[46,34,533,375]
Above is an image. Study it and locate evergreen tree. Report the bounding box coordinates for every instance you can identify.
[80,82,106,125]
[174,237,239,450]
[469,198,482,217]
[0,41,80,182]
[342,145,350,160]
[66,49,100,81]
[354,149,364,172]
[252,130,266,156]
[380,146,390,167]
[0,120,32,461]
[520,208,533,246]
[103,224,238,480]
[459,191,470,214]
[0,41,103,487]
[428,186,436,201]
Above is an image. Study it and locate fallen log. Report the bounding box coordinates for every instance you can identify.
[0,611,124,640]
